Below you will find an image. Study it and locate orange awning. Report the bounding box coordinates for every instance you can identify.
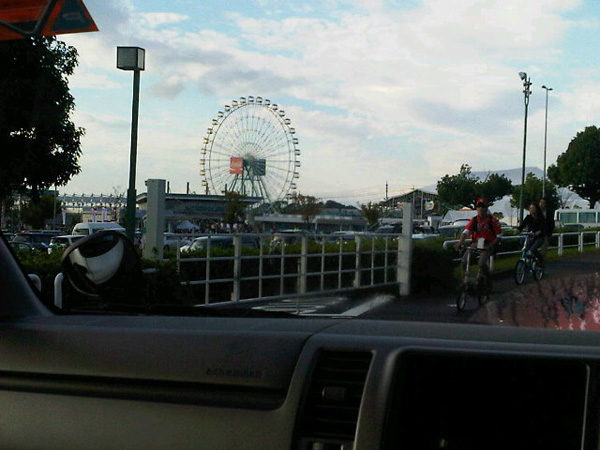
[0,0,97,40]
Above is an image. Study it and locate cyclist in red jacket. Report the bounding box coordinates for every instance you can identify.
[454,198,501,287]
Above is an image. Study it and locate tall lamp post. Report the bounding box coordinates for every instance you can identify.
[518,71,532,224]
[117,46,145,241]
[541,85,553,197]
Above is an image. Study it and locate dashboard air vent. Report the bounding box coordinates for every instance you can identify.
[299,350,372,444]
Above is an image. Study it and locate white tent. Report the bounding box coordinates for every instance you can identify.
[176,220,200,231]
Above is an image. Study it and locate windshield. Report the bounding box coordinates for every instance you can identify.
[3,0,600,330]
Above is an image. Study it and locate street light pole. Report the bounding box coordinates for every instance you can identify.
[541,85,553,198]
[117,47,145,242]
[124,69,141,241]
[518,72,532,224]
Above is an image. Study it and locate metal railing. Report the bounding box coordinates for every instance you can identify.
[442,231,600,269]
[175,232,412,305]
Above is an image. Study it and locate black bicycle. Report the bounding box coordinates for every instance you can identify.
[514,232,544,285]
[456,246,492,312]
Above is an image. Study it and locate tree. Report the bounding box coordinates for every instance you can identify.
[0,36,83,205]
[324,200,355,210]
[437,164,479,209]
[479,173,513,203]
[360,202,382,228]
[20,194,61,229]
[285,193,322,226]
[548,126,600,208]
[223,191,247,225]
[510,172,559,213]
[437,165,513,209]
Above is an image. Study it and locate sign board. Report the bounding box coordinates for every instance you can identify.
[230,157,243,175]
[424,201,435,211]
[0,0,97,40]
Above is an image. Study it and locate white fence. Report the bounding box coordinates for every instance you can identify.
[175,232,413,305]
[442,231,600,268]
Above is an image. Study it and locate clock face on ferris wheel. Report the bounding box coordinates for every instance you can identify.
[200,96,300,204]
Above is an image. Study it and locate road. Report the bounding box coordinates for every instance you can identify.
[252,251,600,322]
[362,251,600,322]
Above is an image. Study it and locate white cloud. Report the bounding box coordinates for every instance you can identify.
[139,12,190,28]
[61,0,595,202]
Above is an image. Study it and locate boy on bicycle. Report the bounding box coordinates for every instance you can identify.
[454,198,501,288]
[518,202,545,266]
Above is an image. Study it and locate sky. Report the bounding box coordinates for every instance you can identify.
[59,0,600,203]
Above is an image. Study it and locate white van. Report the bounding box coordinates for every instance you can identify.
[72,222,125,236]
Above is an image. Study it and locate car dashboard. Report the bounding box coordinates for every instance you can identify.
[0,314,598,450]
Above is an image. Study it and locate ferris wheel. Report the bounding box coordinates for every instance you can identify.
[200,96,300,204]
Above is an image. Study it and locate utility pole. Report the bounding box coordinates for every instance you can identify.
[518,72,532,224]
[541,85,553,197]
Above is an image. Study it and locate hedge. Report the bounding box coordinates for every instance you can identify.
[13,238,458,307]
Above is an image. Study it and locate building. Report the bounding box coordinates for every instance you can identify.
[135,192,262,232]
[254,212,367,232]
[59,193,125,223]
[382,189,441,219]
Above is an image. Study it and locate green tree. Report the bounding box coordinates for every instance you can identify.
[437,164,479,209]
[0,36,83,205]
[479,173,513,203]
[360,202,382,228]
[223,191,247,225]
[548,125,600,208]
[20,194,61,229]
[510,173,559,213]
[437,165,512,209]
[285,193,322,226]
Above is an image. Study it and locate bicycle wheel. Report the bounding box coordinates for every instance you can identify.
[456,290,468,312]
[476,276,490,305]
[532,260,544,281]
[514,260,526,285]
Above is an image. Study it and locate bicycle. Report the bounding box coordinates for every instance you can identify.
[456,245,493,312]
[514,232,544,285]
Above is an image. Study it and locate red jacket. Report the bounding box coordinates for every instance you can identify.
[464,214,501,244]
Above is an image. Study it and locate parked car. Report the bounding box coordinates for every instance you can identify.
[163,233,192,251]
[9,241,36,252]
[323,231,362,243]
[556,223,585,232]
[375,224,403,234]
[183,235,260,253]
[412,232,438,240]
[11,231,60,251]
[47,235,85,254]
[437,224,465,240]
[2,231,15,242]
[72,221,125,236]
[269,229,312,250]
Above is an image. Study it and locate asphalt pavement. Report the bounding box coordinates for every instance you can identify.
[360,251,600,322]
[249,251,600,321]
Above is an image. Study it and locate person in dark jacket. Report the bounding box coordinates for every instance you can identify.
[518,202,545,266]
[539,197,555,265]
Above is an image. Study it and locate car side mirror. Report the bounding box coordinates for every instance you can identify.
[61,230,143,302]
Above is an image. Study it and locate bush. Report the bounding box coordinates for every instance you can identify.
[411,240,457,295]
[15,249,62,306]
[14,236,465,306]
